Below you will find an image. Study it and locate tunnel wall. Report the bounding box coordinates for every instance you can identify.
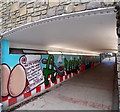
[1,39,100,109]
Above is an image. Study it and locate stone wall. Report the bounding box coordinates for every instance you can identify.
[115,2,120,110]
[0,0,116,33]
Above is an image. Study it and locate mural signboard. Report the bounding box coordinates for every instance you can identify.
[19,55,44,93]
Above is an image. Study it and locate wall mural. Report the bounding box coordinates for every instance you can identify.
[1,40,100,108]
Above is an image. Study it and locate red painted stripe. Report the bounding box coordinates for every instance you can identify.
[65,75,68,79]
[54,80,57,85]
[8,97,17,106]
[24,92,31,99]
[60,77,63,82]
[36,86,41,93]
[2,97,8,102]
[45,83,51,89]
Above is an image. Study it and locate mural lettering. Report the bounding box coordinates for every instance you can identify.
[64,57,80,74]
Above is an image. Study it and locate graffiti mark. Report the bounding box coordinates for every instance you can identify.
[64,57,80,75]
[54,64,64,77]
[42,55,56,86]
[42,55,66,86]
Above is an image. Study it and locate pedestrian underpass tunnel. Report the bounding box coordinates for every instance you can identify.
[0,1,119,111]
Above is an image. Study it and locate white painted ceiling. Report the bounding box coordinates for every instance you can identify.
[2,7,118,54]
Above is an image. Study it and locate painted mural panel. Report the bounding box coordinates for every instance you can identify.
[19,55,44,93]
[1,40,100,109]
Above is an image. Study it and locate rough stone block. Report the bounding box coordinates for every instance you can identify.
[20,5,27,16]
[118,72,120,79]
[118,57,120,63]
[11,15,16,19]
[16,13,19,18]
[39,5,48,10]
[104,2,114,6]
[34,7,40,12]
[56,9,64,15]
[27,16,32,23]
[49,0,59,7]
[74,4,86,12]
[86,1,101,9]
[118,45,120,52]
[20,2,26,8]
[8,23,12,27]
[32,16,40,21]
[32,11,41,16]
[20,16,27,21]
[118,79,120,85]
[10,2,19,12]
[16,17,20,22]
[47,7,56,17]
[117,64,120,72]
[40,0,49,5]
[0,25,1,29]
[42,10,47,15]
[80,0,90,3]
[57,5,64,11]
[118,38,120,45]
[65,3,74,13]
[60,0,71,5]
[41,14,47,19]
[27,2,34,8]
[34,2,41,8]
[74,0,81,6]
[11,18,16,23]
[27,8,34,14]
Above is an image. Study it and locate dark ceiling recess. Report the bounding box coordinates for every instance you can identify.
[10,48,48,55]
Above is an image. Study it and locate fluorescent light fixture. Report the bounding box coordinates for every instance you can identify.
[48,51,99,56]
[79,54,99,56]
[62,52,78,55]
[48,51,62,54]
[63,53,99,56]
[23,50,47,54]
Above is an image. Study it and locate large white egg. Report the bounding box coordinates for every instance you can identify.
[8,64,27,97]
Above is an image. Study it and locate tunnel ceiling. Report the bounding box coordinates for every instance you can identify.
[2,7,117,55]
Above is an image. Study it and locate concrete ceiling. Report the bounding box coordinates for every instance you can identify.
[2,7,118,55]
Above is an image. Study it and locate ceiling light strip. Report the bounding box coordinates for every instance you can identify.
[48,51,99,56]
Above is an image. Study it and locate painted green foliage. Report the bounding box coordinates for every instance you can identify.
[42,55,56,86]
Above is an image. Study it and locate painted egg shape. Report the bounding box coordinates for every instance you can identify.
[2,64,10,97]
[8,64,26,97]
